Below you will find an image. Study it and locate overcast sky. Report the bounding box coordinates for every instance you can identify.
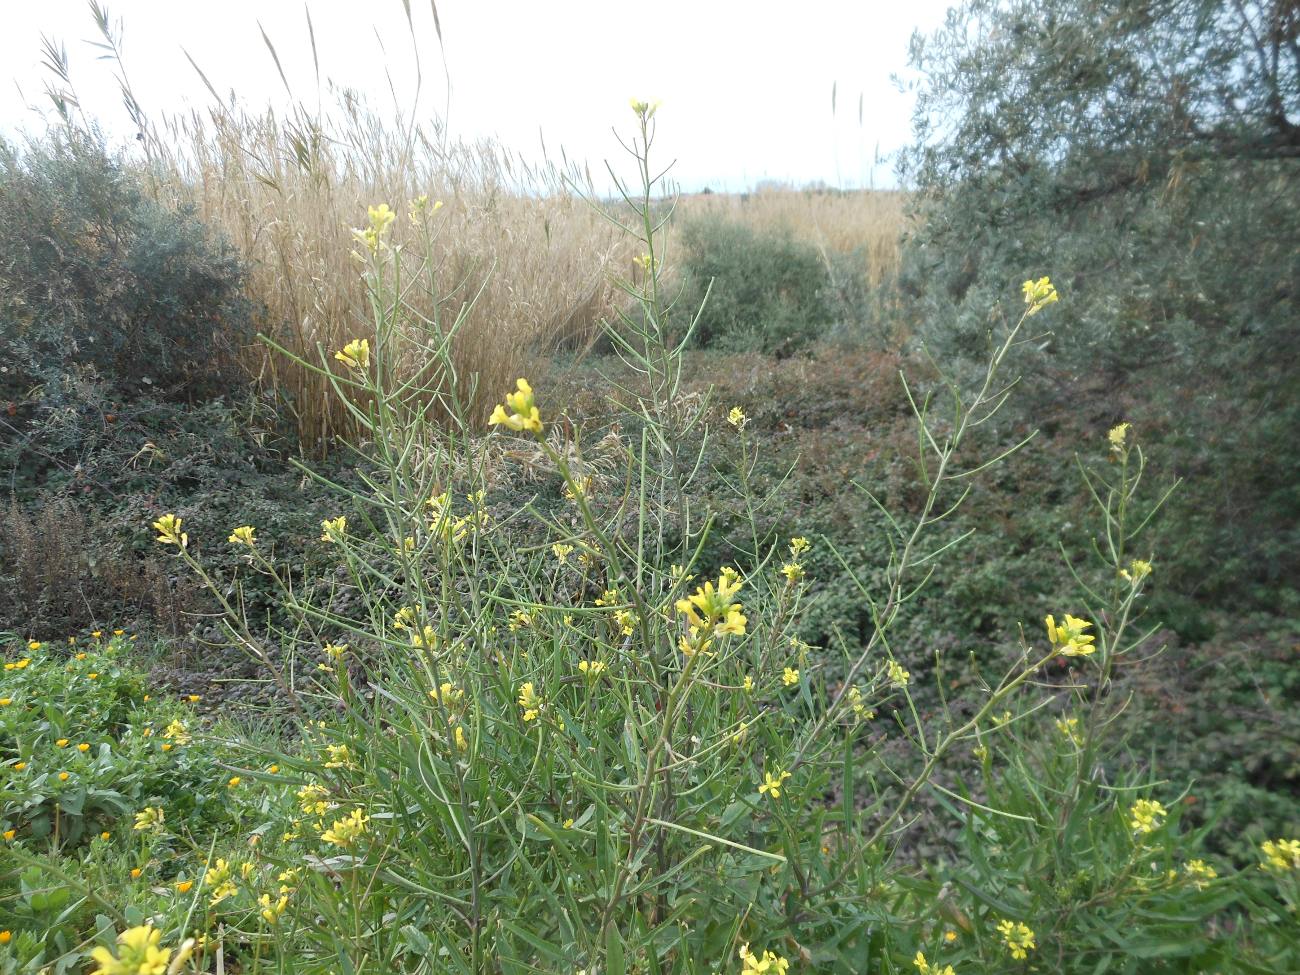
[0,0,953,191]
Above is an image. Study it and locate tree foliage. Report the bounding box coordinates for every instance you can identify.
[899,0,1300,612]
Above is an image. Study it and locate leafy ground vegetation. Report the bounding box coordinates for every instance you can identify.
[2,1,1299,972]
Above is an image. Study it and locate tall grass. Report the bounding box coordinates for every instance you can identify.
[52,6,906,449]
[148,101,632,449]
[679,185,906,288]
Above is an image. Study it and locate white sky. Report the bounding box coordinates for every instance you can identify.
[0,0,953,191]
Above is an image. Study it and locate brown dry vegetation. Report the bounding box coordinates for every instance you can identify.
[678,185,908,287]
[133,109,905,450]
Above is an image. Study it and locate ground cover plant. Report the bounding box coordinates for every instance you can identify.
[4,101,1297,974]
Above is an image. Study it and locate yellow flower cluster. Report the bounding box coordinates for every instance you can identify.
[204,858,238,906]
[1045,613,1095,657]
[132,807,165,833]
[1120,559,1152,583]
[1108,421,1131,451]
[728,406,748,430]
[89,924,172,975]
[1260,837,1300,873]
[738,944,789,974]
[334,338,370,370]
[913,951,955,975]
[228,525,257,547]
[517,682,543,722]
[1021,276,1058,315]
[996,919,1036,960]
[1128,798,1168,834]
[151,514,187,549]
[886,660,910,687]
[1184,858,1218,888]
[676,568,747,655]
[352,203,395,254]
[319,808,369,848]
[489,378,543,434]
[320,516,347,543]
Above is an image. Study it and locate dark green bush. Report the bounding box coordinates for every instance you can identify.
[680,217,833,354]
[0,131,252,403]
[897,0,1300,615]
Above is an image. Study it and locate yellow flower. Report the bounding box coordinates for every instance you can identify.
[0,699,9,707]
[517,682,542,723]
[1260,838,1300,873]
[428,682,464,705]
[727,406,748,430]
[454,724,469,752]
[789,536,811,557]
[2,829,14,841]
[175,880,193,893]
[133,807,165,832]
[320,516,348,543]
[488,378,543,434]
[676,570,747,646]
[187,694,201,703]
[913,951,956,975]
[1120,558,1153,583]
[352,204,396,253]
[578,659,606,679]
[89,924,171,975]
[319,808,369,848]
[409,625,439,651]
[259,893,289,924]
[551,542,574,562]
[1184,859,1217,888]
[88,672,99,680]
[1055,716,1082,746]
[1108,422,1131,451]
[56,738,69,748]
[995,919,1036,960]
[742,674,755,693]
[297,783,333,817]
[782,667,799,686]
[324,643,348,660]
[114,629,124,636]
[758,769,792,799]
[77,742,91,752]
[0,931,9,945]
[228,525,257,547]
[163,720,190,744]
[27,640,41,651]
[57,771,70,781]
[152,514,187,548]
[1045,613,1096,656]
[887,660,910,687]
[130,868,142,879]
[738,943,789,975]
[203,858,237,905]
[1128,798,1168,834]
[227,776,241,789]
[781,562,804,584]
[323,744,355,769]
[1021,276,1058,315]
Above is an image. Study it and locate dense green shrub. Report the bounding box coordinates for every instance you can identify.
[0,131,252,403]
[680,217,833,354]
[898,0,1300,615]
